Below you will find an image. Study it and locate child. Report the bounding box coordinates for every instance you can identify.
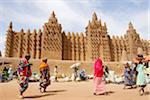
[54,66,58,82]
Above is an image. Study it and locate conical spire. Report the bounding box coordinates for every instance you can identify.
[27,29,30,33]
[9,21,13,30]
[88,20,91,25]
[129,22,134,29]
[112,35,115,39]
[76,32,79,38]
[67,32,71,37]
[38,29,41,33]
[48,11,57,23]
[80,32,84,37]
[51,11,56,18]
[103,22,107,30]
[99,19,102,26]
[38,29,42,34]
[72,32,75,38]
[120,36,124,39]
[116,36,120,40]
[62,31,65,36]
[104,22,107,27]
[33,29,36,34]
[87,20,91,28]
[9,21,12,28]
[92,12,97,21]
[20,28,24,33]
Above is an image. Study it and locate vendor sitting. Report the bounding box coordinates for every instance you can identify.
[79,69,87,81]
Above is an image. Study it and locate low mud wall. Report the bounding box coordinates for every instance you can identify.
[0,57,125,76]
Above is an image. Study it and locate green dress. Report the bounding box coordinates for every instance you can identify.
[136,64,146,86]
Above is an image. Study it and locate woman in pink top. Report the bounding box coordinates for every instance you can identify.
[93,57,106,95]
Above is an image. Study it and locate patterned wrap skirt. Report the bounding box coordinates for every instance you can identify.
[93,76,106,94]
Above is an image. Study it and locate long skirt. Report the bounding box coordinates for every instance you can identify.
[124,77,134,86]
[39,78,50,89]
[18,76,29,95]
[136,72,146,86]
[39,70,50,90]
[94,76,106,94]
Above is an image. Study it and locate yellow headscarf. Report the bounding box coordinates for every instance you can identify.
[39,62,48,71]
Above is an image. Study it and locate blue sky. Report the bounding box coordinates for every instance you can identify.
[0,0,149,56]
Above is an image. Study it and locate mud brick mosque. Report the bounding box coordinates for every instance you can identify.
[5,11,149,61]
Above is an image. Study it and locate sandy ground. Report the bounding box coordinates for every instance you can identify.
[0,80,149,100]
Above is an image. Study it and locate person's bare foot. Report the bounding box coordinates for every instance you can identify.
[19,95,24,99]
[39,87,43,93]
[44,88,46,92]
[140,91,144,96]
[138,90,143,96]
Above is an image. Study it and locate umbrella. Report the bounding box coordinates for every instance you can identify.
[70,63,81,69]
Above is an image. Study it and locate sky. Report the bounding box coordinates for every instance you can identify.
[0,0,149,56]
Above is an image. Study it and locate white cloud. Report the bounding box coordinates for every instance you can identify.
[95,9,148,40]
[128,11,148,39]
[0,0,91,32]
[128,0,146,5]
[100,13,127,36]
[3,9,44,29]
[33,0,90,32]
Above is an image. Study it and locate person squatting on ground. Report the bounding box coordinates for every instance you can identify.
[79,69,87,81]
[2,66,9,82]
[73,67,79,81]
[17,54,32,99]
[93,57,107,95]
[39,58,51,93]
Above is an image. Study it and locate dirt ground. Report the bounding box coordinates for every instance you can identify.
[0,80,149,100]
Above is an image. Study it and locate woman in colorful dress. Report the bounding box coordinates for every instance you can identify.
[136,61,147,95]
[17,54,32,99]
[39,58,50,93]
[93,57,106,95]
[123,63,134,89]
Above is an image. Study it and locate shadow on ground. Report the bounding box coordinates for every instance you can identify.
[95,91,115,96]
[106,91,115,95]
[106,91,115,94]
[46,90,67,93]
[145,91,150,95]
[24,93,55,99]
